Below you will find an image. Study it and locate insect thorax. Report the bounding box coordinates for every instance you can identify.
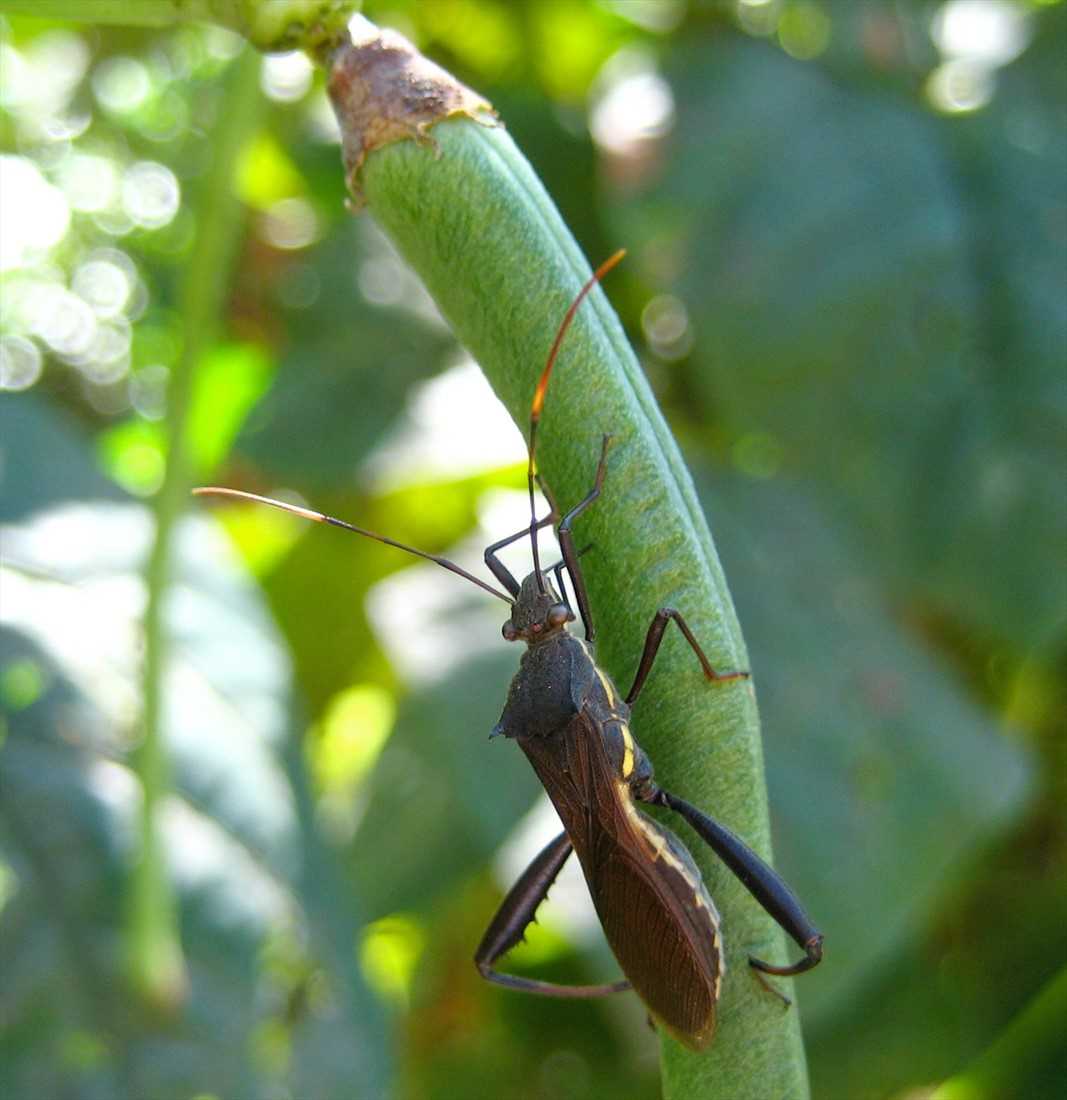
[492,633,592,740]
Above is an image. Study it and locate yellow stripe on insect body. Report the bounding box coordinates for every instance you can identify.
[619,721,635,779]
[616,783,726,991]
[574,638,620,708]
[594,666,618,708]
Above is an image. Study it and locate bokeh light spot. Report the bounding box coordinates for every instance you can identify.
[312,684,396,796]
[259,197,319,251]
[359,915,425,1008]
[261,51,314,103]
[732,432,785,479]
[129,364,170,420]
[75,319,132,384]
[32,286,98,359]
[98,422,166,495]
[92,56,151,113]
[927,59,995,113]
[778,2,833,61]
[56,153,120,214]
[0,156,71,271]
[0,336,44,392]
[737,0,781,38]
[72,253,134,318]
[590,50,674,155]
[932,0,1031,67]
[642,294,693,361]
[0,658,48,711]
[121,161,180,230]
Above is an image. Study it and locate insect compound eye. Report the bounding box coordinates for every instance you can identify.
[502,621,519,641]
[548,604,570,627]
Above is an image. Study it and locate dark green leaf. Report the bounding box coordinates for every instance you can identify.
[698,470,1032,1024]
[616,33,1066,654]
[352,648,540,918]
[0,499,388,1099]
[234,219,454,488]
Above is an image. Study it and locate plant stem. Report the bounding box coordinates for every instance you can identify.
[0,0,353,50]
[324,26,812,1099]
[129,46,262,1009]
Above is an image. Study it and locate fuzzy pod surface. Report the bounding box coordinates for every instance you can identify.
[324,24,812,1099]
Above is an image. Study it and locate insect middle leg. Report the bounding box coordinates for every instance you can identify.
[475,830,630,998]
[625,608,749,706]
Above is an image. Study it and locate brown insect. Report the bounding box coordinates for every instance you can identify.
[196,251,822,1048]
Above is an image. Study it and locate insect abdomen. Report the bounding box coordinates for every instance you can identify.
[588,832,721,1050]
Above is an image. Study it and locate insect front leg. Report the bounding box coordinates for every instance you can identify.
[645,788,823,981]
[475,830,630,998]
[556,434,611,641]
[625,608,749,705]
[541,544,594,619]
[484,472,560,596]
[484,510,557,597]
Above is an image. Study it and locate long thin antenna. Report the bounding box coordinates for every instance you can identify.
[193,487,515,604]
[527,249,626,592]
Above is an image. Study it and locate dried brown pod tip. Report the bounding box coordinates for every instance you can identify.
[323,23,499,207]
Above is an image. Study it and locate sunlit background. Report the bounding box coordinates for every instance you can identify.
[1,2,1064,1098]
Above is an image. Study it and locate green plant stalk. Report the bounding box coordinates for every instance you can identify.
[0,0,353,50]
[340,65,811,1100]
[129,47,262,1008]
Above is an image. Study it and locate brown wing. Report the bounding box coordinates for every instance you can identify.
[519,711,723,1048]
[588,808,723,1050]
[517,713,608,848]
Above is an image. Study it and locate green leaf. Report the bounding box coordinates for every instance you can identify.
[234,219,454,488]
[614,34,1066,656]
[931,964,1067,1100]
[351,649,540,919]
[0,396,125,522]
[256,469,501,716]
[0,498,389,1098]
[698,470,1032,1025]
[187,341,273,477]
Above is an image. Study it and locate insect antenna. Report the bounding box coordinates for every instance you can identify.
[192,487,514,604]
[526,249,626,592]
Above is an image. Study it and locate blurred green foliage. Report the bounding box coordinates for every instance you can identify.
[1,2,1064,1099]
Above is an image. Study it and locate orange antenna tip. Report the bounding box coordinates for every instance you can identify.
[529,249,627,427]
[525,249,626,591]
[193,486,326,524]
[596,248,627,279]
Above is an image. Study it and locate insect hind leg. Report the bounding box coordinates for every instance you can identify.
[646,788,823,988]
[475,830,630,999]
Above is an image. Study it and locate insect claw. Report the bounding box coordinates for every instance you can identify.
[748,958,793,1008]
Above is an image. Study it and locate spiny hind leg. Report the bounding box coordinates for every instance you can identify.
[475,830,630,998]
